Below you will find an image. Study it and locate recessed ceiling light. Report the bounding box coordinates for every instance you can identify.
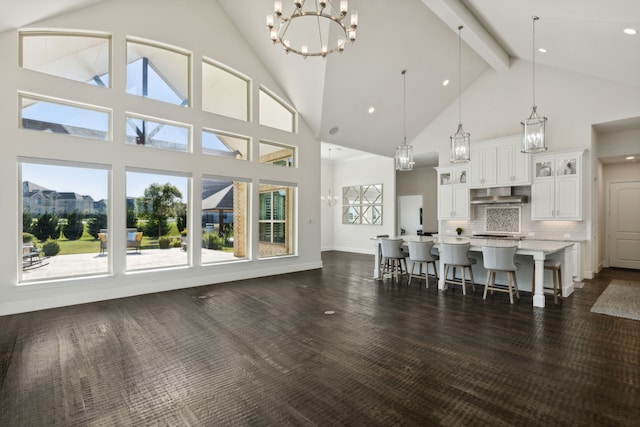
[623,28,637,35]
[368,106,375,114]
[625,156,636,160]
[442,79,450,86]
[538,48,547,53]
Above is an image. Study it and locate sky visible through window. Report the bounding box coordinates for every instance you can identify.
[22,163,188,201]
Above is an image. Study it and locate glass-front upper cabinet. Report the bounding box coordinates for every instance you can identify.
[534,155,579,178]
[557,157,578,176]
[439,167,467,185]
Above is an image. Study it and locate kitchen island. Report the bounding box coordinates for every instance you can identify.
[372,235,576,308]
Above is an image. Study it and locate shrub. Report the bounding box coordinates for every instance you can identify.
[171,239,182,248]
[32,213,60,241]
[202,232,224,250]
[158,236,171,249]
[144,218,170,238]
[23,211,33,234]
[126,208,138,229]
[22,232,35,243]
[180,228,188,237]
[87,213,108,239]
[62,211,84,240]
[42,240,61,257]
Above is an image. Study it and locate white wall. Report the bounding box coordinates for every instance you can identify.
[598,129,640,158]
[0,0,322,315]
[411,58,640,278]
[320,158,335,251]
[330,154,396,254]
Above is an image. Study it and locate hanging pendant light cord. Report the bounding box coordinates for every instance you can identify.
[532,16,538,108]
[402,69,407,144]
[458,25,463,126]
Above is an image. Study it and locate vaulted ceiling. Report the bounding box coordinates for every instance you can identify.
[3,0,639,163]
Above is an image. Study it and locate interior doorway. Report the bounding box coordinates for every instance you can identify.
[608,180,640,269]
[398,195,422,236]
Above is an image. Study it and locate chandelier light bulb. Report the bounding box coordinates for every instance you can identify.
[340,0,348,15]
[274,0,282,16]
[266,14,274,29]
[351,10,358,28]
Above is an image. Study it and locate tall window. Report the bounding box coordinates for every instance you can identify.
[259,87,295,132]
[20,161,109,282]
[201,177,249,263]
[126,40,190,106]
[202,60,249,121]
[126,171,189,271]
[20,32,111,87]
[259,183,295,257]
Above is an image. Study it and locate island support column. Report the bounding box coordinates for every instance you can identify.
[373,241,381,279]
[533,253,546,308]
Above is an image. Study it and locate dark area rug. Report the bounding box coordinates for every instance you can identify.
[591,279,640,321]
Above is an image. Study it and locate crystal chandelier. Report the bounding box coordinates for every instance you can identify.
[395,69,414,171]
[450,25,470,163]
[521,16,548,153]
[322,148,339,206]
[267,1,358,58]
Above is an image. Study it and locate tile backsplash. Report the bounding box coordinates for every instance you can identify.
[485,207,520,233]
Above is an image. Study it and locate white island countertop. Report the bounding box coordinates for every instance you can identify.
[371,235,576,308]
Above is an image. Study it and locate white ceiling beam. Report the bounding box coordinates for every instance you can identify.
[422,0,510,71]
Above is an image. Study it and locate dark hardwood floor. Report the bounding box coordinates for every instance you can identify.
[1,251,639,426]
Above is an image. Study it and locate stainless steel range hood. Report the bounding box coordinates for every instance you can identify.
[470,187,529,205]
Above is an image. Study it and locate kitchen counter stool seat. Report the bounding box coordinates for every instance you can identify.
[440,242,476,295]
[482,245,520,304]
[407,240,439,287]
[380,239,408,282]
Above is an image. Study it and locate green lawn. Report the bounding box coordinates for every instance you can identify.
[38,224,233,255]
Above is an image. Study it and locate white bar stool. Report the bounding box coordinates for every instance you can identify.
[440,242,476,295]
[407,240,439,287]
[482,245,521,304]
[380,238,407,282]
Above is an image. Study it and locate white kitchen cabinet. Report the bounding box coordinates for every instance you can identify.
[531,151,583,220]
[496,139,530,186]
[436,166,469,219]
[470,145,496,187]
[469,136,530,188]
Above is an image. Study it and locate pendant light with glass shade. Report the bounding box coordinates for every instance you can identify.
[450,25,470,163]
[395,69,414,171]
[321,148,339,206]
[521,16,548,153]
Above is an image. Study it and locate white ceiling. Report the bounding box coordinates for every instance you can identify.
[3,0,639,165]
